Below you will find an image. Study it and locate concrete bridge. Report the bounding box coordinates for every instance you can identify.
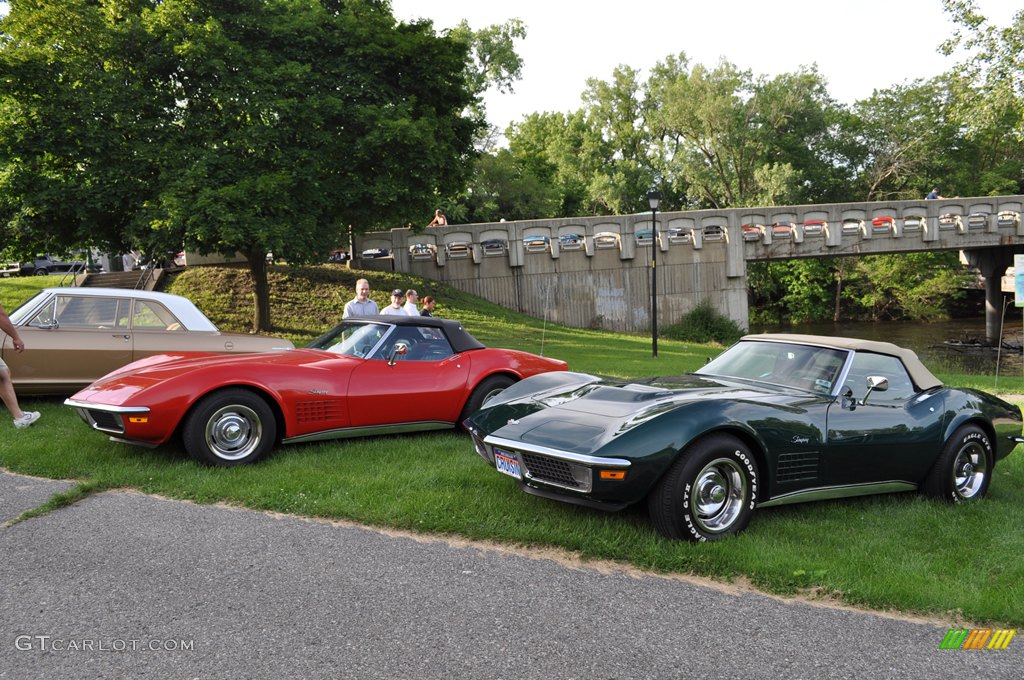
[354,195,1024,342]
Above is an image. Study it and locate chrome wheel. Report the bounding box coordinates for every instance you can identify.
[648,434,758,542]
[204,404,263,461]
[690,457,747,533]
[953,440,988,499]
[922,424,992,503]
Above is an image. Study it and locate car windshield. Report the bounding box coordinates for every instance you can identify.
[307,320,391,358]
[8,292,47,324]
[696,340,848,395]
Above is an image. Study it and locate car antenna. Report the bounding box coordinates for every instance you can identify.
[540,282,550,357]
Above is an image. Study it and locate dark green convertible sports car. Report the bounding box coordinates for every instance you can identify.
[463,334,1024,542]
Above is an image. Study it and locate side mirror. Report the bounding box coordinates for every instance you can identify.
[861,375,889,405]
[387,341,409,366]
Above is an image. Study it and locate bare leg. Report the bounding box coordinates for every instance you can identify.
[0,369,25,420]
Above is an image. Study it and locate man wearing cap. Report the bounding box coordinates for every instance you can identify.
[402,289,420,316]
[380,289,407,315]
[342,279,379,318]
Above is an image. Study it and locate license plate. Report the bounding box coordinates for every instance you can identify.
[494,449,522,480]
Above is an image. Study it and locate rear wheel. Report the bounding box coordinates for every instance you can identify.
[460,375,516,422]
[648,433,758,542]
[33,268,48,276]
[922,424,992,502]
[182,389,277,466]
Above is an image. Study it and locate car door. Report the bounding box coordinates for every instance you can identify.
[824,352,945,487]
[345,326,471,426]
[7,294,133,390]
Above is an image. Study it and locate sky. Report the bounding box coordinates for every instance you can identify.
[390,0,1020,135]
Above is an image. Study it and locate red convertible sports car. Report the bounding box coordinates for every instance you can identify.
[65,316,568,466]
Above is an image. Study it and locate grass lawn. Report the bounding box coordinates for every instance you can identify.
[2,268,1023,626]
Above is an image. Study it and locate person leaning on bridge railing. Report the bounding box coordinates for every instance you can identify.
[926,187,944,199]
[427,209,447,227]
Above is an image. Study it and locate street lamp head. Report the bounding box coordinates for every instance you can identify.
[647,191,661,211]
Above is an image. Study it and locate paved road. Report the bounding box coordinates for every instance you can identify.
[1,470,1019,679]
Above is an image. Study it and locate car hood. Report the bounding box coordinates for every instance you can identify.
[474,372,806,454]
[70,348,350,404]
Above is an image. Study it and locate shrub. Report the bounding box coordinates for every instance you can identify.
[662,300,744,345]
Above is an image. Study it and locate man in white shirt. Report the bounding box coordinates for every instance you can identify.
[380,289,407,315]
[342,279,379,318]
[402,289,420,316]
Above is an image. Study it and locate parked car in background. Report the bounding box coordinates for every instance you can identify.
[523,235,551,253]
[2,288,293,395]
[741,224,764,241]
[361,247,390,259]
[408,243,438,260]
[558,233,584,250]
[66,316,568,466]
[328,249,349,263]
[666,228,691,244]
[480,239,508,256]
[19,255,96,277]
[801,220,827,237]
[464,334,1023,542]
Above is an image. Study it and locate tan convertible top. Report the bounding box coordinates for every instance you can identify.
[743,333,943,391]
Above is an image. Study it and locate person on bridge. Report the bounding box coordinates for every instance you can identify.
[427,209,447,227]
[926,187,943,199]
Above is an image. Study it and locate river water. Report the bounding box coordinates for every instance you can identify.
[750,316,1024,377]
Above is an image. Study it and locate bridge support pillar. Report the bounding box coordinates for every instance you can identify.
[962,248,1017,345]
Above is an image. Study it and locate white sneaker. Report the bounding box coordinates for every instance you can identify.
[13,411,41,429]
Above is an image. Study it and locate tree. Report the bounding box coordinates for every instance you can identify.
[838,80,960,201]
[647,56,840,209]
[0,0,173,257]
[0,0,480,331]
[940,1,1024,195]
[452,147,560,223]
[841,252,969,321]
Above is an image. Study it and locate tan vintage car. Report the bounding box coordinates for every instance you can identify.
[2,288,293,394]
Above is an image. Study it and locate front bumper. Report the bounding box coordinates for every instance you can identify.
[466,420,633,503]
[64,398,151,436]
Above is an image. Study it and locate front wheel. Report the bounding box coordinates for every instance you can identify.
[648,433,758,542]
[922,424,992,503]
[33,268,48,276]
[182,388,277,466]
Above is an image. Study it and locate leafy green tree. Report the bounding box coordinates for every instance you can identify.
[0,0,172,257]
[0,0,479,331]
[647,55,840,209]
[841,252,969,321]
[452,147,559,223]
[938,1,1024,195]
[501,110,608,217]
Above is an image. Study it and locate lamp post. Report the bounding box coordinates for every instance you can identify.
[648,191,661,358]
